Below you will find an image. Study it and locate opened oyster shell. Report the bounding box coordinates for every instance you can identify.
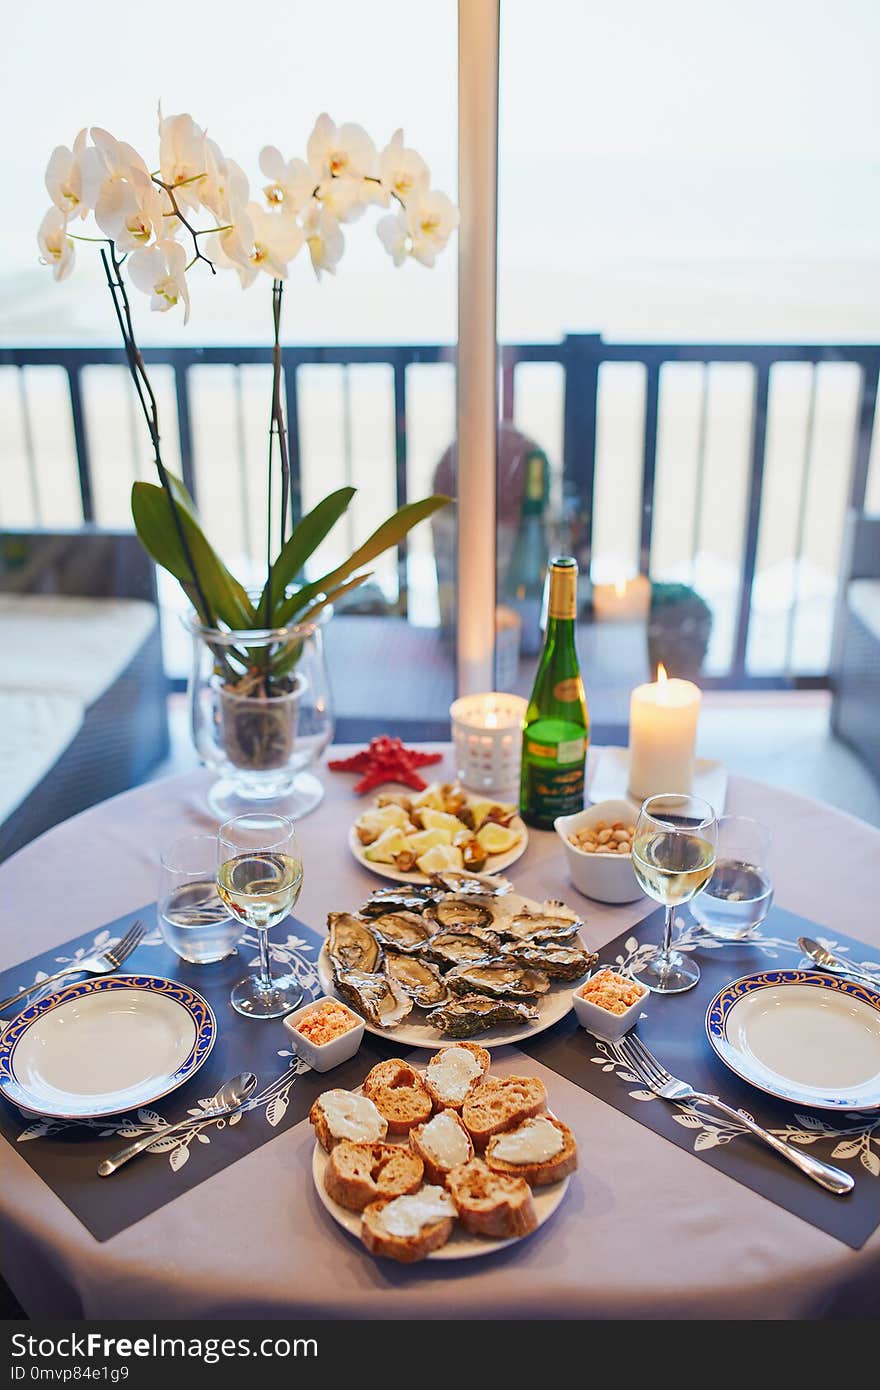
[383,952,449,1007]
[360,885,442,917]
[334,967,412,1029]
[369,911,434,953]
[428,992,539,1038]
[445,960,551,1000]
[498,904,583,943]
[428,869,512,897]
[505,940,597,980]
[429,896,496,931]
[423,929,503,967]
[327,913,381,975]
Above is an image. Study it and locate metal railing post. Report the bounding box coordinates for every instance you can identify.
[562,333,601,571]
[66,365,94,523]
[731,363,771,680]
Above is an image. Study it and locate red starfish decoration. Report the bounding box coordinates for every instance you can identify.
[328,735,443,794]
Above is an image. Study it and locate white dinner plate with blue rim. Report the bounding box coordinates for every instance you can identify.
[705,969,880,1111]
[0,975,216,1120]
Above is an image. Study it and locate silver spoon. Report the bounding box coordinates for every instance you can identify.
[98,1072,258,1177]
[798,937,880,992]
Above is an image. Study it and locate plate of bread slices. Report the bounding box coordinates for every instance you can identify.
[318,872,597,1048]
[349,782,527,884]
[310,1046,577,1262]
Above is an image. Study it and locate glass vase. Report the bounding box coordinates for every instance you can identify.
[186,610,333,821]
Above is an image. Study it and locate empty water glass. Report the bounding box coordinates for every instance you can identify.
[690,815,773,940]
[159,834,242,964]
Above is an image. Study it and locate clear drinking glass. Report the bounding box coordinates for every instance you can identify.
[158,834,241,964]
[217,813,304,1019]
[631,793,718,994]
[690,815,773,940]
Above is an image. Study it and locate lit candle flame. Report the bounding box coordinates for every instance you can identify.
[657,663,668,684]
[614,579,627,598]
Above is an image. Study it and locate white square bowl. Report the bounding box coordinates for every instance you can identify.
[283,996,365,1072]
[554,799,644,904]
[572,970,648,1042]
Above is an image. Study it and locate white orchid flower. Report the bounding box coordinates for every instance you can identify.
[378,129,429,207]
[404,190,460,267]
[205,205,255,280]
[80,127,149,211]
[215,203,304,288]
[37,208,76,281]
[44,130,89,219]
[302,201,345,279]
[316,175,365,224]
[95,167,167,252]
[306,113,378,183]
[128,239,191,322]
[201,140,250,222]
[376,209,409,267]
[259,146,314,215]
[158,110,208,210]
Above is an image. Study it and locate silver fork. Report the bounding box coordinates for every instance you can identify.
[0,920,146,1016]
[617,1033,854,1196]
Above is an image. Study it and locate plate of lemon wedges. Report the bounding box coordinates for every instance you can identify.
[348,782,528,884]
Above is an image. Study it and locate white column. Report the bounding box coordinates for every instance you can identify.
[456,0,500,695]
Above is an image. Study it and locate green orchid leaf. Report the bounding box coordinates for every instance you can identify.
[275,493,451,627]
[259,486,356,618]
[132,480,256,629]
[270,573,371,679]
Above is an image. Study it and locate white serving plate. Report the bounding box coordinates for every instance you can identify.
[0,975,216,1120]
[705,969,880,1111]
[317,889,587,1050]
[312,1090,570,1260]
[348,788,528,885]
[588,746,728,816]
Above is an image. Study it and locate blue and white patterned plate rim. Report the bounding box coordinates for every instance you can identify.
[0,974,216,1120]
[705,969,880,1112]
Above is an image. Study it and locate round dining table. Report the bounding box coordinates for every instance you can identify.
[0,746,878,1320]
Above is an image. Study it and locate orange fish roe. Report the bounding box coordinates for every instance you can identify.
[577,969,645,1015]
[294,1000,359,1045]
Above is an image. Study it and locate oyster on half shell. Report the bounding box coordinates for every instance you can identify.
[428,870,513,897]
[383,951,449,1007]
[326,913,381,975]
[498,908,583,944]
[429,897,496,931]
[369,911,434,953]
[427,992,539,1038]
[505,940,597,981]
[359,885,443,917]
[423,929,503,967]
[445,960,551,1000]
[334,967,413,1029]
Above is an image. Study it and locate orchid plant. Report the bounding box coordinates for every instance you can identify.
[38,109,457,692]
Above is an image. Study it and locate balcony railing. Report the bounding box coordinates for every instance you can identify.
[2,334,877,687]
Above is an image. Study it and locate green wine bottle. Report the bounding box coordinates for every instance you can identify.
[519,556,589,829]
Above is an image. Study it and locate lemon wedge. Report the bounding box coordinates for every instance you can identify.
[475,821,521,855]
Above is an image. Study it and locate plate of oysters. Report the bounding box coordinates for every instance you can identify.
[316,870,597,1048]
[348,781,528,884]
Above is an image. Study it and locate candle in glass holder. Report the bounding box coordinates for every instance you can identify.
[628,665,701,800]
[450,692,527,794]
[592,575,651,623]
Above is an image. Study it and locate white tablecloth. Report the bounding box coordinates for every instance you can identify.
[0,748,878,1319]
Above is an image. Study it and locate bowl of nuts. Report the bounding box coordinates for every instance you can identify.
[554,799,645,904]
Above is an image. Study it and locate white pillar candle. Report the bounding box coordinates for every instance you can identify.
[628,665,701,800]
[450,692,527,793]
[592,575,651,623]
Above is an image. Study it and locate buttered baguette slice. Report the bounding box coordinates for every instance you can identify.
[409,1110,475,1184]
[446,1158,537,1239]
[424,1042,490,1110]
[461,1075,547,1149]
[361,1185,456,1263]
[325,1141,424,1212]
[486,1115,577,1186]
[310,1090,388,1153]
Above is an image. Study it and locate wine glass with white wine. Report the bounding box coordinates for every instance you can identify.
[631,793,717,994]
[217,813,304,1019]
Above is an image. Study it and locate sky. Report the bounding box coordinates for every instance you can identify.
[1,0,878,345]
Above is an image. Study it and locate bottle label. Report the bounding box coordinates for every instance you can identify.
[553,677,583,703]
[556,736,586,764]
[521,760,585,823]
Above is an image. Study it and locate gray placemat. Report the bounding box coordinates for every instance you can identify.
[520,903,880,1249]
[0,908,400,1242]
